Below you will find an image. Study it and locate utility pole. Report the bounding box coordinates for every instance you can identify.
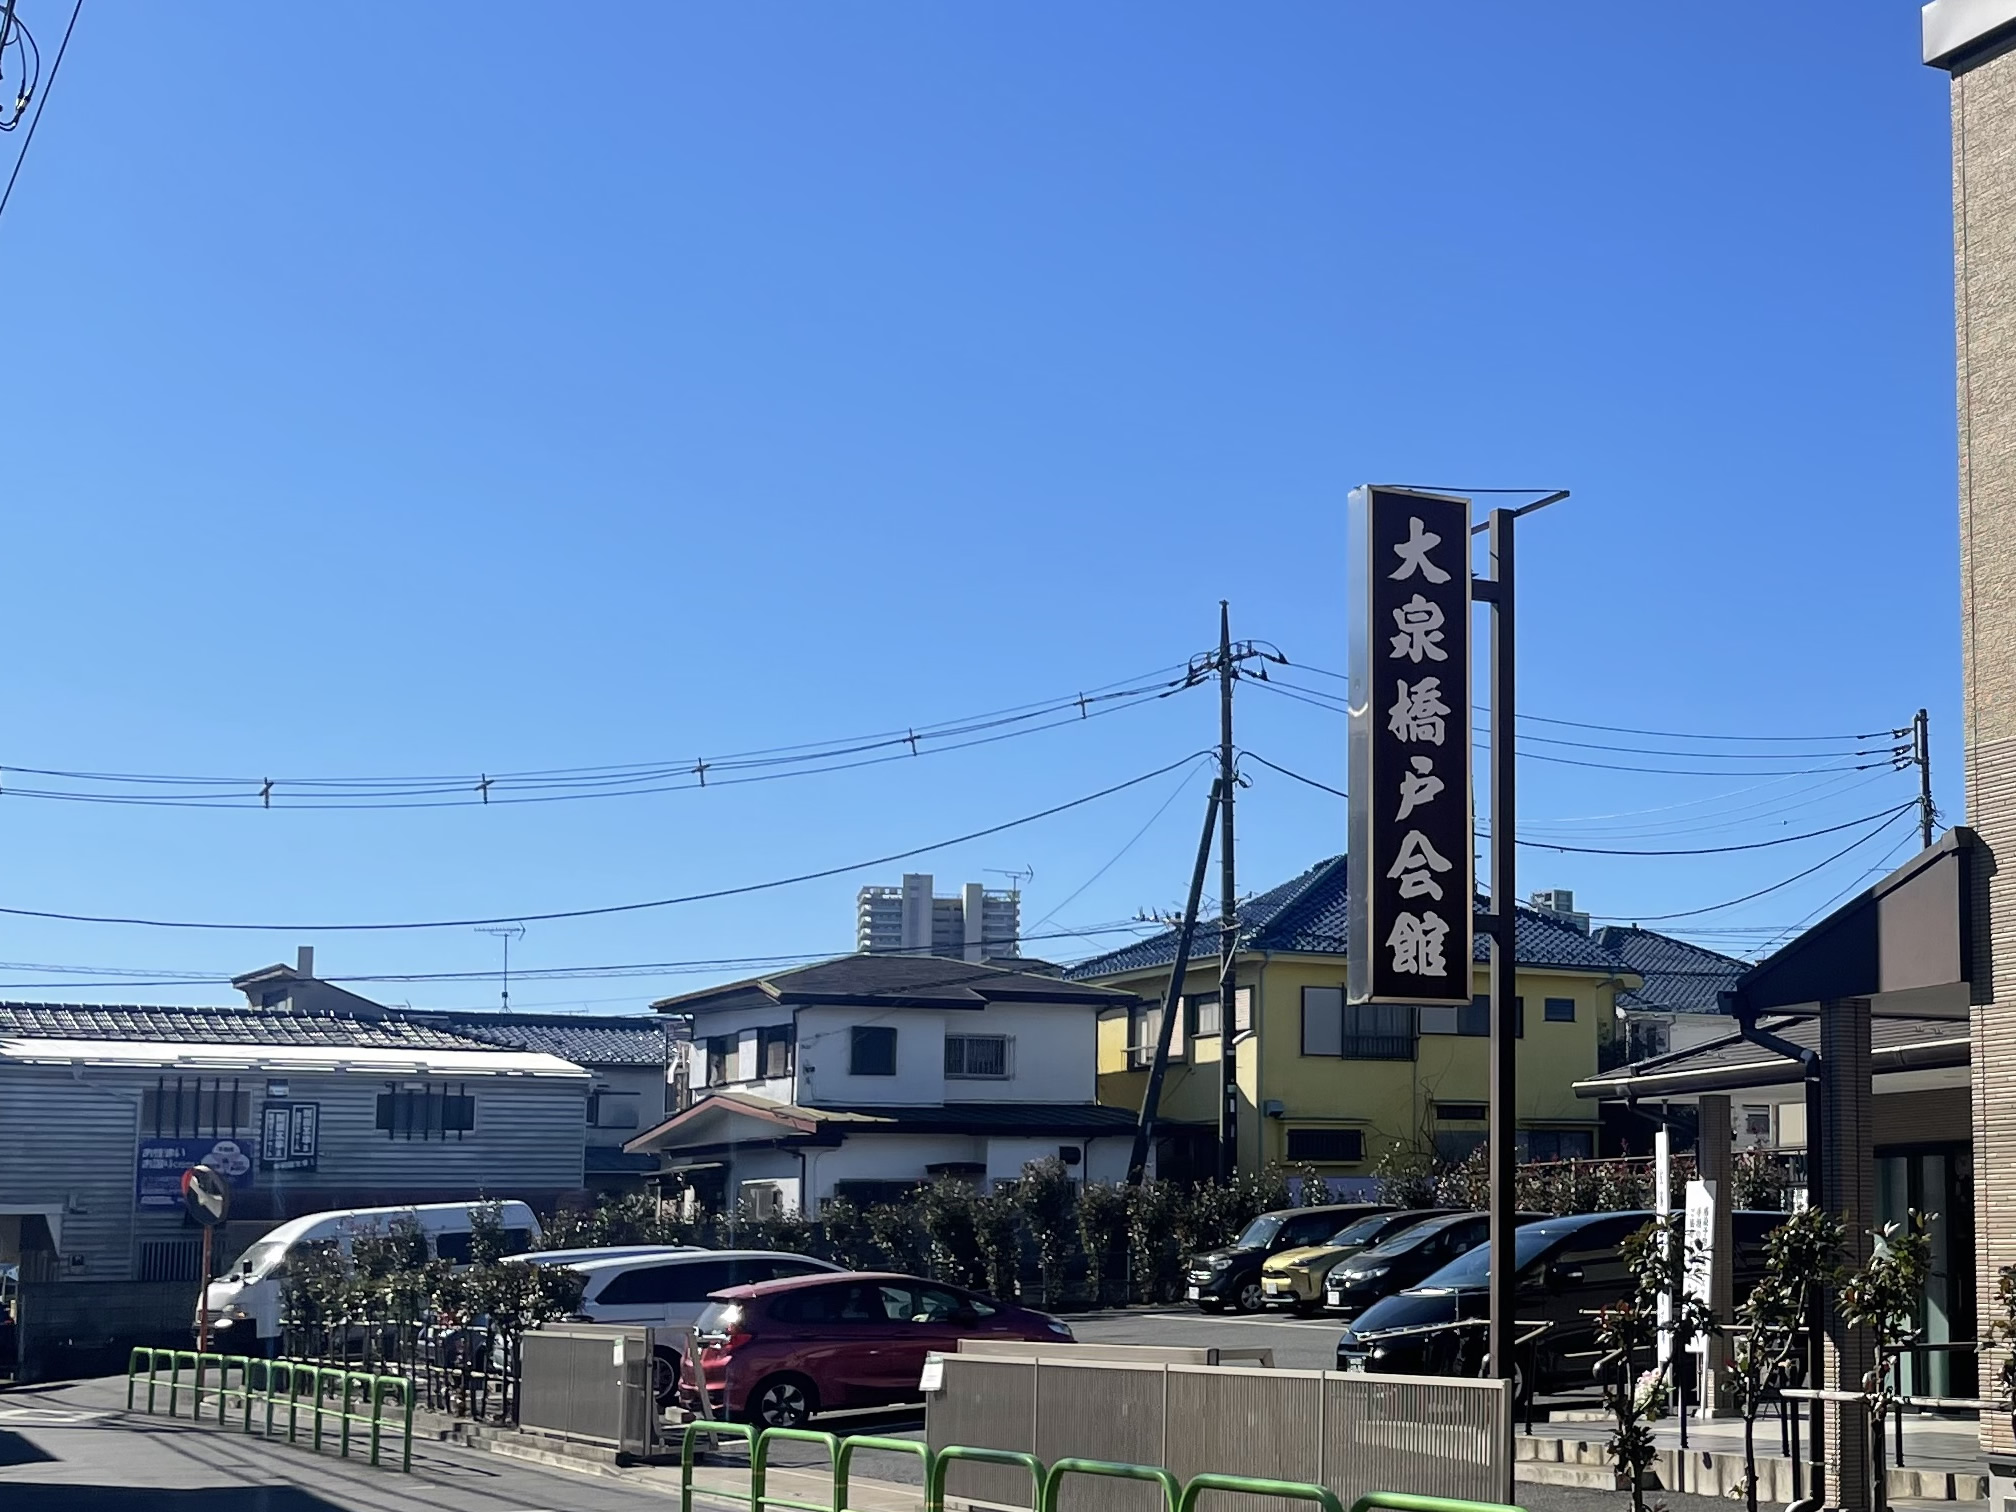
[1128,779,1221,1184]
[1217,602,1240,1182]
[1914,708,1935,850]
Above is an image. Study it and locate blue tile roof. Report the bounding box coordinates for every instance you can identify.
[1065,855,1628,980]
[402,1010,675,1067]
[1590,926,1746,1015]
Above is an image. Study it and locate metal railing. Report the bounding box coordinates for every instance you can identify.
[673,1424,1526,1512]
[126,1347,414,1471]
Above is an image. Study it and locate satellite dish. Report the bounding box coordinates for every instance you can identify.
[182,1164,231,1228]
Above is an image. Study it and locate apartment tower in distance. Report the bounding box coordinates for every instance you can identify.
[856,873,1021,962]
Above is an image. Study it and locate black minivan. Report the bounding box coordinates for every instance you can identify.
[1336,1209,1785,1399]
[1187,1204,1392,1313]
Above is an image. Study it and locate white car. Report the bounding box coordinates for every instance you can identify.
[565,1248,844,1402]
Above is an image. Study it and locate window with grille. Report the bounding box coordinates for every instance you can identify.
[1436,1102,1488,1122]
[142,1083,252,1136]
[945,1034,1009,1079]
[1544,997,1577,1023]
[375,1086,475,1140]
[1285,1128,1364,1163]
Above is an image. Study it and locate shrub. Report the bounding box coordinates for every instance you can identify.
[1077,1182,1129,1303]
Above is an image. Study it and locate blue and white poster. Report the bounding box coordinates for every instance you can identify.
[135,1136,256,1210]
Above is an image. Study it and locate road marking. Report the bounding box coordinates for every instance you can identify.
[0,1402,109,1423]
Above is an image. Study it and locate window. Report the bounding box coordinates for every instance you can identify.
[1436,1102,1488,1122]
[1189,993,1221,1038]
[594,1260,735,1306]
[1518,1128,1595,1162]
[1342,1002,1415,1060]
[757,1024,795,1079]
[912,1284,990,1322]
[1434,1130,1486,1162]
[142,1084,252,1135]
[1544,997,1576,1023]
[1285,1127,1364,1163]
[1301,987,1343,1056]
[435,1226,535,1264]
[1129,1002,1185,1068]
[705,1035,735,1088]
[1426,995,1523,1037]
[587,1091,640,1129]
[374,1086,475,1140]
[1232,987,1253,1035]
[850,1025,898,1076]
[945,1034,1010,1079]
[1283,1211,1347,1244]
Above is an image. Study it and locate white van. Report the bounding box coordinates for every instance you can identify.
[564,1249,843,1402]
[201,1200,542,1345]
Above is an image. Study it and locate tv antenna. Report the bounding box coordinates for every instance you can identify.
[986,866,1034,893]
[475,924,527,1012]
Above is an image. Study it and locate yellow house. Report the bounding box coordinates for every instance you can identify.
[1070,856,1639,1183]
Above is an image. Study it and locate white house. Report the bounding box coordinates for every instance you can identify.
[626,955,1141,1211]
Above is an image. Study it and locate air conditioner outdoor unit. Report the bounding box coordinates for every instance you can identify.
[744,1182,785,1220]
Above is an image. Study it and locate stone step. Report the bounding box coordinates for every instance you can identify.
[1514,1432,1989,1501]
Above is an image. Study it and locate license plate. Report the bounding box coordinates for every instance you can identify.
[1344,1356,1367,1373]
[1325,1294,1341,1306]
[1263,1281,1286,1294]
[1186,1286,1200,1300]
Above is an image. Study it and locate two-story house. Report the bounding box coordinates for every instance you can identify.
[1071,856,1640,1185]
[625,955,1140,1211]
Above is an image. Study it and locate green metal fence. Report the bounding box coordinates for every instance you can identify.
[126,1347,415,1471]
[673,1422,1524,1512]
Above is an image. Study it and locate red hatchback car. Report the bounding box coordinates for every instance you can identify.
[681,1270,1074,1428]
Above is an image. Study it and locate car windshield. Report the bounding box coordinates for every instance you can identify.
[1234,1215,1284,1248]
[1368,1217,1464,1256]
[1413,1226,1562,1289]
[694,1301,744,1336]
[236,1241,290,1279]
[1327,1214,1398,1247]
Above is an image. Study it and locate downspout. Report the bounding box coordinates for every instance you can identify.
[1722,989,1824,1493]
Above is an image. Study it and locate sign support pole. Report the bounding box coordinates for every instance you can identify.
[197,1225,213,1353]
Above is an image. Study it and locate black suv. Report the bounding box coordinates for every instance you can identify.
[1322,1210,1550,1320]
[1335,1209,1784,1399]
[1187,1204,1392,1313]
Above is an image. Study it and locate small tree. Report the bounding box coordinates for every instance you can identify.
[1014,1159,1079,1304]
[815,1197,880,1270]
[974,1191,1023,1300]
[917,1179,987,1288]
[1077,1182,1129,1305]
[1727,1206,1845,1512]
[1288,1162,1330,1208]
[1593,1219,1714,1512]
[1841,1208,1935,1505]
[1370,1144,1438,1209]
[865,1199,926,1274]
[1123,1179,1184,1303]
[1982,1260,2016,1443]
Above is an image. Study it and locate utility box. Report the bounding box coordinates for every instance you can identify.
[518,1322,660,1459]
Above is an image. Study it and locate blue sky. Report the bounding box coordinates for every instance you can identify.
[0,3,1959,1008]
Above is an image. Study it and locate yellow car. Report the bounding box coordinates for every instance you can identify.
[1259,1209,1455,1315]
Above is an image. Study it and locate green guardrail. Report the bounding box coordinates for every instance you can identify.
[125,1347,415,1472]
[673,1423,1523,1512]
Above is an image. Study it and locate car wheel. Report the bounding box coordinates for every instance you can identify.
[749,1374,816,1430]
[1235,1278,1266,1313]
[652,1347,682,1407]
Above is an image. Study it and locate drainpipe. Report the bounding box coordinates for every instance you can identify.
[1722,990,1824,1494]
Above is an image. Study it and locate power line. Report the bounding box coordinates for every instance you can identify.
[1289,661,1899,744]
[0,0,78,230]
[1241,750,1912,856]
[1251,681,1900,777]
[1587,808,1917,925]
[0,754,1210,932]
[1026,759,1211,935]
[0,664,1199,809]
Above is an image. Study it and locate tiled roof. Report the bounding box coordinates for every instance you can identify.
[402,1010,672,1067]
[0,1002,495,1051]
[1065,856,1628,980]
[1591,926,1747,1015]
[654,954,1135,1017]
[1575,1013,1969,1100]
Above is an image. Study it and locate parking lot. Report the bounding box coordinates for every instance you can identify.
[1061,1304,1342,1370]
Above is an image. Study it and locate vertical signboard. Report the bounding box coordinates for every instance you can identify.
[1348,486,1474,1005]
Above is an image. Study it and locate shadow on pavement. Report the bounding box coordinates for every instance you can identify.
[2,1490,350,1512]
[0,1428,57,1465]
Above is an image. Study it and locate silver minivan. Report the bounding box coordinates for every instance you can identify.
[565,1248,843,1401]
